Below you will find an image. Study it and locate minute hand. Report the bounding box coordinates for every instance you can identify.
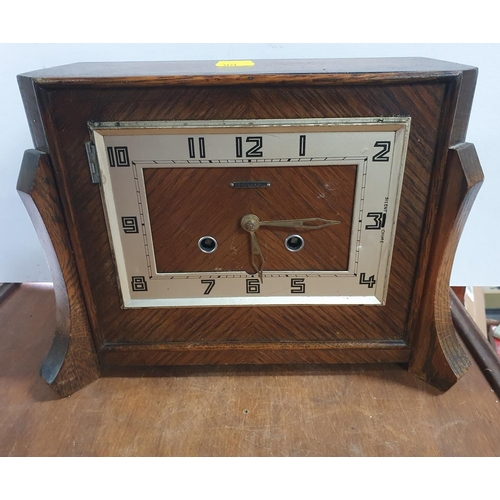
[259,218,340,229]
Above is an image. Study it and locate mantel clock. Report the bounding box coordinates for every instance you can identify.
[16,58,483,396]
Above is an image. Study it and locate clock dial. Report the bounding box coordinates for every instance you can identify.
[91,118,410,308]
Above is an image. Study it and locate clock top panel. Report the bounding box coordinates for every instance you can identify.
[19,57,476,86]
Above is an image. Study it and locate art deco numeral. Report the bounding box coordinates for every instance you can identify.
[359,273,376,288]
[236,136,263,158]
[365,212,386,230]
[246,278,261,294]
[131,276,148,292]
[235,137,243,157]
[299,135,306,156]
[372,141,391,162]
[246,137,263,157]
[291,278,305,294]
[107,146,130,167]
[188,137,206,158]
[121,216,139,234]
[201,279,215,295]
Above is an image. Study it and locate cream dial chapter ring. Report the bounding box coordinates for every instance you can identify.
[90,117,410,308]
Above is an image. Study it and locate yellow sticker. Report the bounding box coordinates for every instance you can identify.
[216,60,255,67]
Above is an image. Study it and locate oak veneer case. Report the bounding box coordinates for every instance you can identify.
[16,58,483,396]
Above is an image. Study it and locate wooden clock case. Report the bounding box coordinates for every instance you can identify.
[16,58,483,396]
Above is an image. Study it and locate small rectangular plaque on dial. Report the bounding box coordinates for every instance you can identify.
[229,181,271,189]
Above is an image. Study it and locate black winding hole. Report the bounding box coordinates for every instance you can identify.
[285,234,304,252]
[198,236,218,254]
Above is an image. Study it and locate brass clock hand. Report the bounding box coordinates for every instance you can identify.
[250,231,265,283]
[240,214,339,283]
[241,214,266,282]
[241,214,340,231]
[259,217,340,229]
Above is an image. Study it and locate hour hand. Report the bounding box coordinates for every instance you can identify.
[259,217,340,229]
[250,231,265,283]
[241,214,266,282]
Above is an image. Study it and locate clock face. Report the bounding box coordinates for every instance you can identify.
[91,118,410,308]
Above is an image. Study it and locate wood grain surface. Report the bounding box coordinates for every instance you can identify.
[409,143,483,390]
[17,59,480,393]
[1,283,500,457]
[16,150,100,396]
[451,289,500,398]
[20,58,475,86]
[27,81,449,348]
[145,165,355,273]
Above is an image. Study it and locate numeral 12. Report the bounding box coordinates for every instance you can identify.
[236,137,263,158]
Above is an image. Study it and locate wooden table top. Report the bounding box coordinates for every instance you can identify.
[1,283,500,457]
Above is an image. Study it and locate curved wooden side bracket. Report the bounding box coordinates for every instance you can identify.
[17,149,100,396]
[409,143,484,391]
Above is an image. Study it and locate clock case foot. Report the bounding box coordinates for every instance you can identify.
[17,149,100,397]
[408,143,484,391]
